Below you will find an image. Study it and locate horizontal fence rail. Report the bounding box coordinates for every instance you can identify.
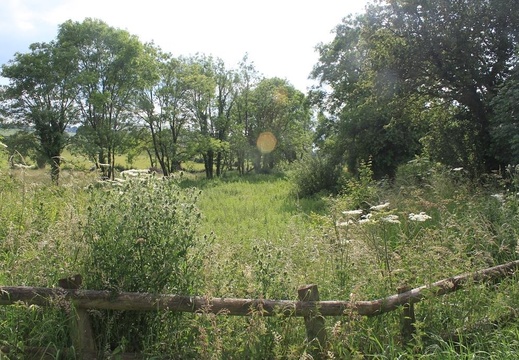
[1,259,519,359]
[2,259,519,316]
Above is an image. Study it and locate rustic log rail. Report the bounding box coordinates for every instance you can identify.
[1,259,519,358]
[2,259,518,315]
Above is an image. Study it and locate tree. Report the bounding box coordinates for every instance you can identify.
[57,18,150,179]
[490,54,519,166]
[1,41,78,183]
[312,0,519,180]
[213,58,238,176]
[232,55,261,174]
[183,54,217,179]
[249,78,312,172]
[367,0,519,174]
[135,48,196,176]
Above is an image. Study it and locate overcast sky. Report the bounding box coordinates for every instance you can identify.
[1,0,370,91]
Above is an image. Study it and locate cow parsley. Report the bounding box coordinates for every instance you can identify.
[408,212,432,222]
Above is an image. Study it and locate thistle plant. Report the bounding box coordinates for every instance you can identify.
[80,177,209,354]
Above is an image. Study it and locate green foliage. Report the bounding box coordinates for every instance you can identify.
[4,158,519,358]
[340,158,379,209]
[57,18,152,179]
[289,154,343,197]
[81,177,208,354]
[249,78,312,172]
[2,130,46,168]
[1,40,78,183]
[0,172,88,355]
[490,63,519,166]
[312,0,519,177]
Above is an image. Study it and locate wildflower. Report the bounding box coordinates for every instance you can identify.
[339,238,352,246]
[491,193,505,203]
[381,214,400,224]
[342,209,363,216]
[358,213,372,224]
[370,202,390,211]
[408,212,432,222]
[336,220,354,227]
[452,167,463,171]
[332,320,342,337]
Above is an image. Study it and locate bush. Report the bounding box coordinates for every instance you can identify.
[340,158,379,209]
[81,177,208,355]
[289,154,342,197]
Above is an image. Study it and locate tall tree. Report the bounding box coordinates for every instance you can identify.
[1,41,78,183]
[232,55,260,174]
[57,18,149,179]
[380,0,519,173]
[213,58,238,176]
[490,51,519,166]
[312,0,519,179]
[250,78,312,172]
[183,54,217,179]
[135,47,192,176]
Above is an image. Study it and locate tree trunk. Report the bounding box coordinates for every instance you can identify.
[204,150,214,179]
[145,148,155,169]
[216,151,223,177]
[50,155,61,185]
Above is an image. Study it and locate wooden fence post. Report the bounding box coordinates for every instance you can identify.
[298,284,327,358]
[58,275,97,359]
[398,285,416,345]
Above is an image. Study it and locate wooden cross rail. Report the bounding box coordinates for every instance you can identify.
[1,259,518,359]
[2,260,518,315]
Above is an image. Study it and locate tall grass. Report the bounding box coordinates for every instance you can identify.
[1,158,519,358]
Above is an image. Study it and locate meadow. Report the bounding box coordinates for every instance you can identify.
[1,156,519,359]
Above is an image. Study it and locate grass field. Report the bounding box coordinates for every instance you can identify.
[1,157,519,358]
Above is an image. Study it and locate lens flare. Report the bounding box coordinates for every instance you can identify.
[256,132,277,154]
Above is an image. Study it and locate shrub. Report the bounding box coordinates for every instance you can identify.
[340,158,379,210]
[289,154,342,197]
[81,177,208,355]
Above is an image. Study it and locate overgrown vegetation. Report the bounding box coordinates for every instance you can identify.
[1,157,519,358]
[81,177,209,355]
[1,0,519,358]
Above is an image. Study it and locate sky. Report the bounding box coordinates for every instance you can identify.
[0,0,370,91]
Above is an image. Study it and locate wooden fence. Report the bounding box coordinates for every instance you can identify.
[1,259,519,359]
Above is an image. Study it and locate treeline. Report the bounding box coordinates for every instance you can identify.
[2,1,519,192]
[310,0,519,183]
[0,19,312,183]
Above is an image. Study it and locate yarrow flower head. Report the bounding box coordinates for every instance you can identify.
[381,214,400,224]
[491,193,505,203]
[336,220,354,227]
[370,202,390,211]
[342,209,364,216]
[358,213,372,224]
[408,212,432,222]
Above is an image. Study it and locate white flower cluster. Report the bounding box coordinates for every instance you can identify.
[337,209,364,226]
[491,193,505,203]
[408,212,432,222]
[381,214,400,224]
[370,202,390,211]
[339,203,394,225]
[342,209,364,216]
[359,213,373,224]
